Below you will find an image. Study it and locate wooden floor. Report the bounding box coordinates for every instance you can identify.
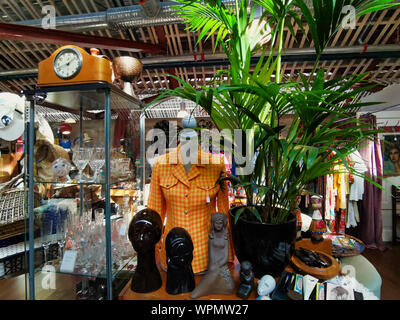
[363,242,400,300]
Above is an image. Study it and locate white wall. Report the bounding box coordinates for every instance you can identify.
[381,176,400,241]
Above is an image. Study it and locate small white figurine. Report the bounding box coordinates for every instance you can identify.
[51,158,71,182]
[256,275,276,300]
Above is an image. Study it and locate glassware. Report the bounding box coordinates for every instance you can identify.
[118,158,132,180]
[94,208,104,225]
[76,277,90,300]
[72,147,90,182]
[40,212,53,266]
[89,147,105,183]
[56,216,67,262]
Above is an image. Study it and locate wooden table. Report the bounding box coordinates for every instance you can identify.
[0,239,335,300]
[119,260,258,301]
[119,238,335,301]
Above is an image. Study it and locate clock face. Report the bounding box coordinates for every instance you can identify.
[53,48,83,80]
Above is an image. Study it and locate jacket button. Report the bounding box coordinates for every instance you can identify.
[184,210,188,215]
[185,194,188,198]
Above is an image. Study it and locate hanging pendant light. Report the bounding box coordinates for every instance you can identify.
[177,99,189,118]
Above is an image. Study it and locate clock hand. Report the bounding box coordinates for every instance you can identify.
[57,58,74,70]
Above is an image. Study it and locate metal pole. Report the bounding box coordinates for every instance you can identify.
[104,89,113,300]
[140,113,145,201]
[28,99,35,300]
[79,101,83,218]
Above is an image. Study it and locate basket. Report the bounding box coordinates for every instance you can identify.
[0,174,41,240]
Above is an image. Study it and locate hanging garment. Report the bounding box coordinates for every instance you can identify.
[349,150,368,201]
[325,152,338,223]
[347,201,358,228]
[334,163,349,211]
[337,209,347,234]
[325,219,336,233]
[325,173,336,221]
[147,145,233,274]
[359,114,385,250]
[113,111,127,148]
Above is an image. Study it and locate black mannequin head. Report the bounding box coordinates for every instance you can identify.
[128,208,162,253]
[241,261,253,275]
[128,208,163,293]
[166,227,194,268]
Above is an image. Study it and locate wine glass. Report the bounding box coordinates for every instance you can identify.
[118,158,132,180]
[40,212,53,266]
[72,148,90,182]
[89,147,105,183]
[94,208,104,225]
[56,215,67,262]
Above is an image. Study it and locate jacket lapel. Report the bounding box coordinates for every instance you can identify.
[172,164,190,187]
[187,165,201,181]
[169,145,212,186]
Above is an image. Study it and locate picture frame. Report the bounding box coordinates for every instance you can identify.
[382,133,400,177]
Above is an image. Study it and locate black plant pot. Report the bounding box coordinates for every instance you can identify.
[229,206,297,278]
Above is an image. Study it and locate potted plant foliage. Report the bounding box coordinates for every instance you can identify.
[149,0,397,277]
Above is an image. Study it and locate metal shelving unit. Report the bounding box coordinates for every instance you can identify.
[23,82,145,300]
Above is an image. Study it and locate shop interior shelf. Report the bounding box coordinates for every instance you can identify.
[34,255,136,280]
[24,83,144,113]
[33,178,135,188]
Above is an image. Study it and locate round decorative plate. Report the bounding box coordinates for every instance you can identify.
[323,233,365,257]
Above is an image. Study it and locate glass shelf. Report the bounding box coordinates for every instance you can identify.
[34,256,136,280]
[33,177,135,187]
[24,83,144,113]
[24,81,145,300]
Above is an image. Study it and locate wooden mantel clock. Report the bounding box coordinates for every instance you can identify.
[37,45,113,87]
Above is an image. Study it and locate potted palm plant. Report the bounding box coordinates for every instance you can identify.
[149,0,397,277]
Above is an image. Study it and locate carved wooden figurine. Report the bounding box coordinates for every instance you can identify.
[128,208,162,293]
[166,227,195,295]
[190,213,235,299]
[237,260,255,299]
[309,195,327,243]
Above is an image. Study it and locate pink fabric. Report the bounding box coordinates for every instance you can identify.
[358,114,386,250]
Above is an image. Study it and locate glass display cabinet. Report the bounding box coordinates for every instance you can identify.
[22,83,145,300]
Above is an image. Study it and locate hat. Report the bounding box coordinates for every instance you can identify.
[0,92,25,141]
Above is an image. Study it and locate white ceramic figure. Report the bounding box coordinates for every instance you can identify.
[51,158,71,182]
[257,275,276,299]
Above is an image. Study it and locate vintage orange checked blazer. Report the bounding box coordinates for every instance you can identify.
[147,146,234,274]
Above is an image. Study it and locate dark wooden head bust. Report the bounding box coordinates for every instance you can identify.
[237,260,255,299]
[128,208,162,293]
[165,227,195,295]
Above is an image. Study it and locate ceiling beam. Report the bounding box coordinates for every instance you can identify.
[0,22,166,54]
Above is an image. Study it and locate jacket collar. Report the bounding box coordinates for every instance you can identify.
[168,145,210,187]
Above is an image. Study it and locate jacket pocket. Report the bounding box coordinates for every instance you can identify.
[160,177,178,189]
[160,177,178,190]
[196,183,220,200]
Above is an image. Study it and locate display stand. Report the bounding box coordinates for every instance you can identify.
[23,82,144,300]
[119,261,258,300]
[120,239,334,300]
